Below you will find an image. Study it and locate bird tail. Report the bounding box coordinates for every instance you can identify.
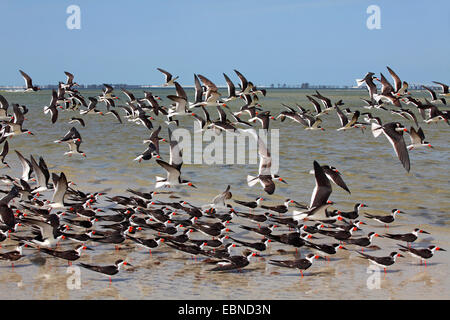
[292,210,308,221]
[247,175,259,187]
[371,123,383,138]
[355,79,365,87]
[154,176,166,189]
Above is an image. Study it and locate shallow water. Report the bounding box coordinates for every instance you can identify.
[0,88,448,299]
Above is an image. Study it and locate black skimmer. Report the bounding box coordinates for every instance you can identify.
[223,73,239,102]
[386,66,409,97]
[79,259,131,282]
[356,72,377,100]
[157,68,179,86]
[234,69,251,96]
[419,101,449,125]
[269,253,319,277]
[344,232,380,251]
[2,104,33,137]
[189,74,224,109]
[203,185,232,211]
[98,84,119,101]
[312,91,334,114]
[233,197,264,210]
[246,130,287,195]
[357,251,403,273]
[127,235,164,255]
[62,71,79,90]
[54,127,86,157]
[143,92,166,116]
[43,90,59,123]
[305,241,347,261]
[229,237,271,252]
[407,127,433,150]
[19,214,66,248]
[14,151,33,182]
[371,122,410,172]
[309,160,332,210]
[374,72,401,107]
[0,242,26,265]
[19,70,40,92]
[189,234,229,249]
[135,127,163,162]
[248,111,274,131]
[261,199,294,214]
[364,209,403,228]
[398,244,445,265]
[208,250,257,272]
[301,114,325,131]
[155,158,196,189]
[422,85,446,105]
[0,141,9,168]
[79,97,104,115]
[268,231,310,248]
[336,203,366,220]
[29,155,52,194]
[165,241,207,258]
[37,244,92,264]
[47,172,68,209]
[432,81,450,97]
[161,228,193,244]
[383,228,430,246]
[336,107,362,131]
[309,164,351,194]
[318,225,357,242]
[234,211,272,225]
[0,94,10,120]
[240,224,277,237]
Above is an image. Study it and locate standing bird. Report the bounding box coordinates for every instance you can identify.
[269,253,319,277]
[357,251,404,274]
[398,245,445,266]
[383,228,430,246]
[364,209,403,228]
[79,259,131,283]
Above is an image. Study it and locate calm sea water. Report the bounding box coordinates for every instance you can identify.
[0,88,448,299]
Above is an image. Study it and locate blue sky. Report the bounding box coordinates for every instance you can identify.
[1,0,449,86]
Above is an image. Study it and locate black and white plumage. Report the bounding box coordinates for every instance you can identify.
[371,122,410,172]
[357,251,403,271]
[309,161,332,209]
[407,127,433,150]
[269,253,318,277]
[157,68,179,86]
[43,89,59,123]
[0,94,10,120]
[19,70,40,92]
[309,165,351,194]
[246,130,286,195]
[356,72,377,100]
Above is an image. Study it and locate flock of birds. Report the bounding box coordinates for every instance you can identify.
[0,66,447,283]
